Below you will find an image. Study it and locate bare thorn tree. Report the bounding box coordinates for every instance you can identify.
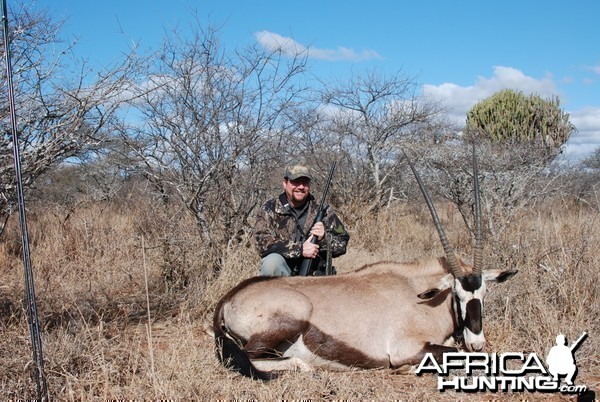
[1,2,143,233]
[319,69,443,210]
[119,25,310,273]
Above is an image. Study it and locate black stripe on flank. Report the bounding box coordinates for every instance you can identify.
[303,324,388,369]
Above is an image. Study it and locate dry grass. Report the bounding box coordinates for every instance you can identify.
[1,194,598,400]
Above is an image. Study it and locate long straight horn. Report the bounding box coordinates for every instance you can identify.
[472,143,483,277]
[402,149,463,278]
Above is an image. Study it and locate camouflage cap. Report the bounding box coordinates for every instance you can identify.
[284,165,311,180]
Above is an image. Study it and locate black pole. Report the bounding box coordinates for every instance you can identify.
[1,1,48,399]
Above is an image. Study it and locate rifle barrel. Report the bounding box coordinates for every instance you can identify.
[570,331,588,351]
[297,162,336,276]
[319,162,336,210]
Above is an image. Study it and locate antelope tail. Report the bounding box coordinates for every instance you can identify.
[212,301,273,381]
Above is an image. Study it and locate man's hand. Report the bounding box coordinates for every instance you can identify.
[302,234,320,259]
[310,222,325,241]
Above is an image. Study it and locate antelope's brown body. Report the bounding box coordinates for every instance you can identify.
[213,257,470,377]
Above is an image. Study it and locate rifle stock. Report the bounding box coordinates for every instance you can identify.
[297,162,336,276]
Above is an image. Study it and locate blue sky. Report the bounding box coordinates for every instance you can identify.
[35,0,600,162]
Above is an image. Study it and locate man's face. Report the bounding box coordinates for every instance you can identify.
[283,177,311,207]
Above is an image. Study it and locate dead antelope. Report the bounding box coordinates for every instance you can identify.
[212,147,517,380]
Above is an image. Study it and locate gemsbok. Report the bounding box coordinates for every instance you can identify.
[212,147,517,380]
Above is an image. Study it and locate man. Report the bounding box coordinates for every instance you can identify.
[253,164,350,276]
[546,334,578,386]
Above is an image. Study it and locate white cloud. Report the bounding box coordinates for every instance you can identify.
[254,31,307,57]
[254,30,382,62]
[570,107,600,132]
[565,107,600,160]
[422,66,559,124]
[422,66,599,161]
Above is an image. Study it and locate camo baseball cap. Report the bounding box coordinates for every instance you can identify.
[284,165,311,180]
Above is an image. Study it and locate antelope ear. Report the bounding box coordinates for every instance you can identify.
[417,288,441,300]
[417,273,454,300]
[483,269,518,283]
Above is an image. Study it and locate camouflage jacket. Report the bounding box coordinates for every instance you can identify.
[253,193,350,268]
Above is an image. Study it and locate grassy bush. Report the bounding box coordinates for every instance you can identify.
[0,192,598,400]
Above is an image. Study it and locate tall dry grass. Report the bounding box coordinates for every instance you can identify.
[0,193,598,400]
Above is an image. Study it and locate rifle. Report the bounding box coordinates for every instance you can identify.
[298,162,336,276]
[569,331,588,352]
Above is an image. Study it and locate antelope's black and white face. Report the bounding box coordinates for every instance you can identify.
[456,270,518,351]
[454,274,486,351]
[418,269,517,352]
